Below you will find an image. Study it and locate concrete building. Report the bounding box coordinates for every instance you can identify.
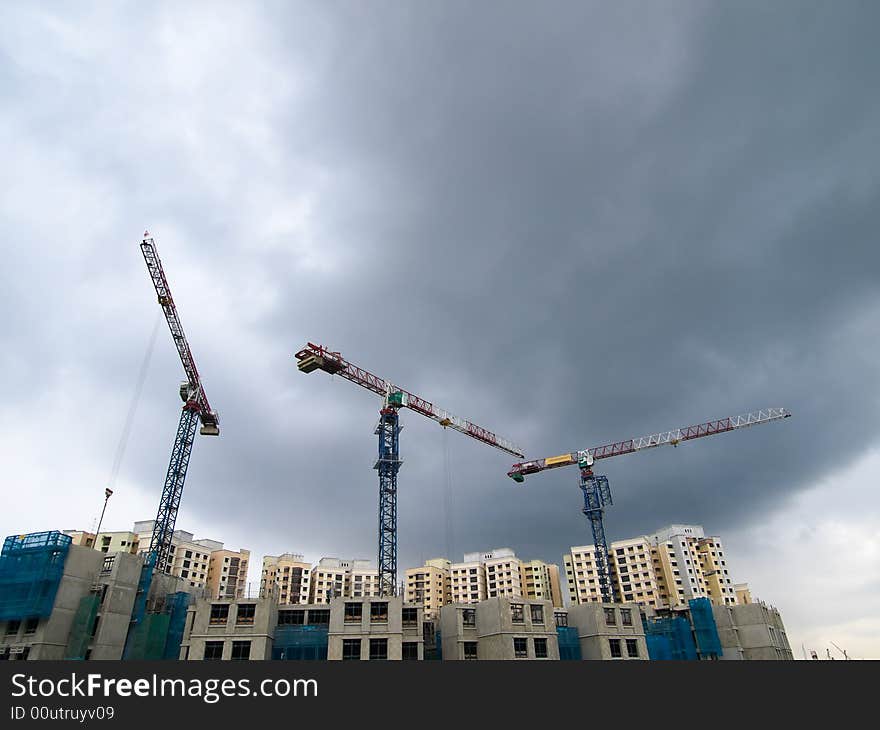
[563,603,648,660]
[712,602,793,660]
[566,524,742,610]
[181,592,278,661]
[439,597,560,660]
[327,596,424,660]
[0,532,188,661]
[261,553,312,605]
[63,530,139,555]
[521,560,564,607]
[207,548,250,600]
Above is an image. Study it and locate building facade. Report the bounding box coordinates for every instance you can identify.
[565,524,741,610]
[261,553,312,605]
[440,597,560,660]
[207,549,250,600]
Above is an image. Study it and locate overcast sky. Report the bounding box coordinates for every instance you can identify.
[1,1,877,659]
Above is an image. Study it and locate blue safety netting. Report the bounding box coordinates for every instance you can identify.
[689,598,722,658]
[645,615,698,660]
[557,626,582,660]
[162,592,192,660]
[272,625,329,660]
[0,531,72,621]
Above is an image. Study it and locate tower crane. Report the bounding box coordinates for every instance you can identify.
[140,232,220,573]
[508,408,790,604]
[295,342,523,596]
[123,232,220,657]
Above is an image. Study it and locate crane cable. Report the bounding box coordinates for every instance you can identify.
[107,311,162,491]
[442,426,456,561]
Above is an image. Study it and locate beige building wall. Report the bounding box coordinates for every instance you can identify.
[63,530,139,555]
[405,560,451,618]
[520,560,564,607]
[207,549,250,600]
[610,537,664,608]
[734,583,753,605]
[262,553,312,605]
[308,558,377,603]
[696,537,737,606]
[449,560,486,604]
[133,521,221,591]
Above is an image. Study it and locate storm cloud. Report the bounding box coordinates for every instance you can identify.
[1,1,878,657]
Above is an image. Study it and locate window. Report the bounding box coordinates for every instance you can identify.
[230,641,251,661]
[534,638,548,658]
[626,639,639,658]
[604,608,616,626]
[530,605,544,624]
[369,638,388,661]
[370,602,388,623]
[203,641,223,660]
[609,639,622,658]
[309,610,330,625]
[344,603,363,623]
[24,618,39,635]
[185,550,192,559]
[554,613,568,627]
[209,604,229,625]
[402,642,419,660]
[278,610,305,626]
[5,620,20,636]
[620,608,633,627]
[511,604,524,623]
[342,639,361,661]
[236,604,256,625]
[463,642,478,660]
[513,637,528,658]
[462,609,476,627]
[402,607,418,626]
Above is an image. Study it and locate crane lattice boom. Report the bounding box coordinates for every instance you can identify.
[140,232,219,435]
[509,407,789,480]
[295,342,523,457]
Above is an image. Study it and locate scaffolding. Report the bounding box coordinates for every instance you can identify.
[556,626,582,661]
[64,593,102,660]
[689,598,723,658]
[644,615,698,660]
[0,531,72,622]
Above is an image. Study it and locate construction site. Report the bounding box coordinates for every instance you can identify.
[0,233,798,662]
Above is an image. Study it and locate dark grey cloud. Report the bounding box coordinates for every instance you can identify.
[2,0,879,653]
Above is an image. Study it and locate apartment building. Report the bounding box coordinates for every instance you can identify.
[449,558,487,604]
[439,597,560,660]
[566,524,742,610]
[63,530,139,555]
[411,550,563,613]
[404,558,451,618]
[327,596,424,660]
[133,521,226,591]
[207,549,250,600]
[521,560,564,607]
[261,553,312,605]
[309,558,380,603]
